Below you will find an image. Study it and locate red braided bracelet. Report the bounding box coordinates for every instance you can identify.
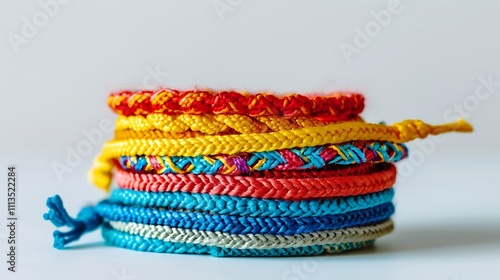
[107,90,365,119]
[114,163,396,200]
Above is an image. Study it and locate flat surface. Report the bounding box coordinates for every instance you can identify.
[1,0,500,279]
[1,152,499,280]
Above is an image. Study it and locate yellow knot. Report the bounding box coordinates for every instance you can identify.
[88,155,114,192]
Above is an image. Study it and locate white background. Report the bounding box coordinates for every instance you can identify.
[1,0,499,279]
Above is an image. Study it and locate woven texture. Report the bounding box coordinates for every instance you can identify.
[44,89,473,257]
[107,90,365,118]
[107,188,395,217]
[102,223,376,257]
[117,142,407,175]
[107,219,394,249]
[116,114,364,134]
[114,163,396,200]
[95,202,394,235]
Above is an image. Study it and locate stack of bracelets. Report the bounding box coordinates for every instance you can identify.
[44,89,473,257]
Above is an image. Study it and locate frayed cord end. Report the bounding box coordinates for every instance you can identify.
[43,195,103,249]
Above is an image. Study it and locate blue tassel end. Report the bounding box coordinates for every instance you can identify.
[43,195,103,249]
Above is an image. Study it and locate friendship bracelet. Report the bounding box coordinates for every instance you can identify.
[43,194,392,248]
[94,201,394,235]
[107,219,394,249]
[45,88,473,257]
[91,119,470,190]
[108,90,365,118]
[106,120,472,157]
[102,224,376,257]
[107,188,394,218]
[114,163,396,200]
[117,141,406,175]
[115,114,363,135]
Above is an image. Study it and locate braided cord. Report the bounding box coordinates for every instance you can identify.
[91,119,471,190]
[114,163,396,200]
[108,90,365,118]
[116,114,363,135]
[102,224,375,257]
[95,201,395,235]
[108,119,472,156]
[118,141,407,175]
[43,88,475,255]
[107,188,394,217]
[108,219,393,249]
[114,130,213,140]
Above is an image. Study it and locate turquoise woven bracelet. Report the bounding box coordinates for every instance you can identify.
[102,223,378,257]
[107,188,395,217]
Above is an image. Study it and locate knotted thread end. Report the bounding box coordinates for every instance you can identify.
[43,195,102,249]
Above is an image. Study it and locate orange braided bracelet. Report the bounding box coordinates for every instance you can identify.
[108,90,365,120]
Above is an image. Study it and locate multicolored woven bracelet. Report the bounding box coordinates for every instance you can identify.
[117,141,407,175]
[44,89,472,257]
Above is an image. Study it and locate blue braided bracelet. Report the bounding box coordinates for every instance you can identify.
[43,194,394,248]
[95,201,395,235]
[107,188,394,217]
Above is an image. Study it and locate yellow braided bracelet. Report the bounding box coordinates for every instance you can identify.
[90,118,472,190]
[115,114,364,134]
